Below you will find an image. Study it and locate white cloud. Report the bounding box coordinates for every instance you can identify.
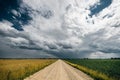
[0,0,120,58]
[11,9,21,17]
[0,20,20,37]
[89,52,118,59]
[7,37,29,46]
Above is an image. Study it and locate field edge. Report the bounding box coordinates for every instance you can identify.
[65,60,114,80]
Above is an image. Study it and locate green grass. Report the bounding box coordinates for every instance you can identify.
[0,59,56,80]
[65,59,120,80]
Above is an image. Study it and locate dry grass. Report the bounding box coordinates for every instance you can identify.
[0,59,56,80]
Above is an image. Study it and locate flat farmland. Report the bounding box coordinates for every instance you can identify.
[65,59,120,80]
[0,59,56,80]
[1,59,120,80]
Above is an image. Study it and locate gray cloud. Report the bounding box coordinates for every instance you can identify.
[0,0,120,58]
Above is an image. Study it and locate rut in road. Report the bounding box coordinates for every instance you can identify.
[24,60,93,80]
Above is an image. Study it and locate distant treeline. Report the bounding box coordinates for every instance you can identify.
[0,58,58,60]
[0,57,120,60]
[111,58,120,59]
[64,58,120,60]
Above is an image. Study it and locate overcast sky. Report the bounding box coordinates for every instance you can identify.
[0,0,120,58]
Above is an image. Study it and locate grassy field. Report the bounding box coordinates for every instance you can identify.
[0,59,56,80]
[65,59,120,80]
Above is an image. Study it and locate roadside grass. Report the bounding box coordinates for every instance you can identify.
[66,59,120,80]
[0,59,56,80]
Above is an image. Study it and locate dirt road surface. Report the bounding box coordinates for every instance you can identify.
[24,60,93,80]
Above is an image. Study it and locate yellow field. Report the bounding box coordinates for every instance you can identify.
[0,59,56,80]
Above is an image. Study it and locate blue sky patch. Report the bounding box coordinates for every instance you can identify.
[89,0,112,17]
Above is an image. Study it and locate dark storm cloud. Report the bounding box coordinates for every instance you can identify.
[46,44,58,49]
[99,48,120,53]
[82,29,120,55]
[19,46,43,50]
[0,37,57,58]
[0,0,32,31]
[36,9,54,19]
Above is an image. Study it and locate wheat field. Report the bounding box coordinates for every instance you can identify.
[0,59,56,80]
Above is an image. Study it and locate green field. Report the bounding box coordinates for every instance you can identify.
[1,59,120,80]
[65,59,120,80]
[0,59,56,80]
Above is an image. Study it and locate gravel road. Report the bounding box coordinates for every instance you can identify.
[24,60,93,80]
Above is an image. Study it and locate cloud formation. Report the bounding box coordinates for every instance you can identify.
[0,0,120,58]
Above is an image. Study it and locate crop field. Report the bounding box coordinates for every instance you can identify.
[65,59,120,80]
[0,59,56,80]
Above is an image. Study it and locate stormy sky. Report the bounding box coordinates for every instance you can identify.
[0,0,120,58]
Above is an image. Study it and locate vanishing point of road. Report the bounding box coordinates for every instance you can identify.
[24,60,93,80]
